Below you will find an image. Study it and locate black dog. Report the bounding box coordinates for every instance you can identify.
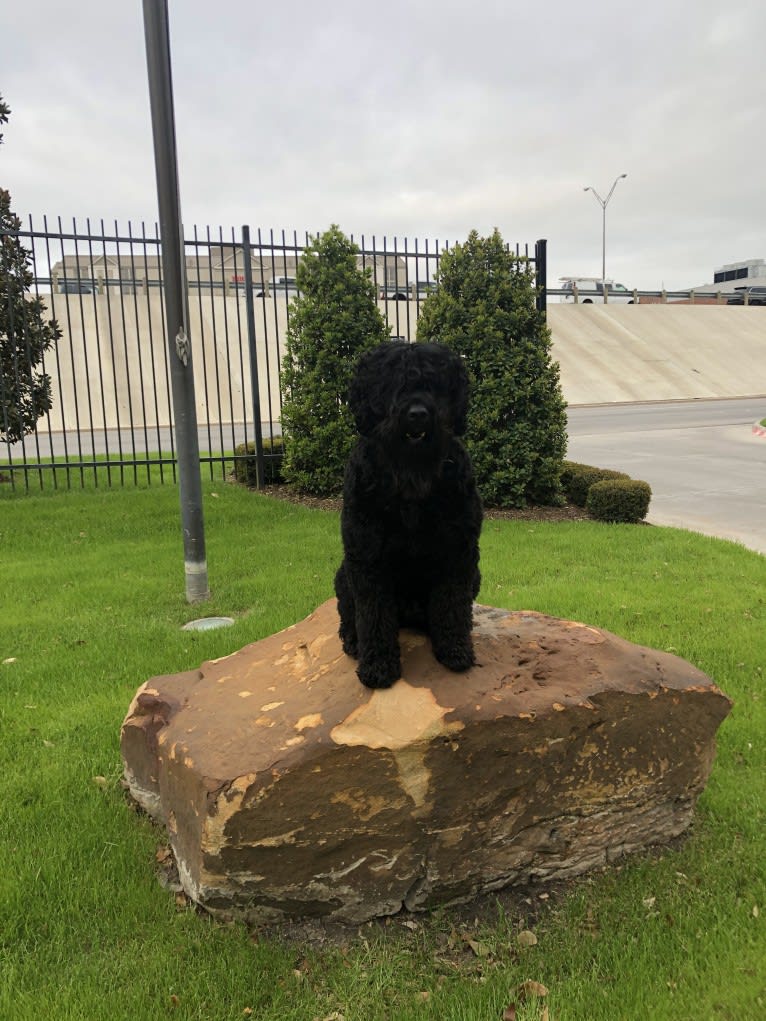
[334,341,482,689]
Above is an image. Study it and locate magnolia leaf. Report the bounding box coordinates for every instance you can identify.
[466,938,491,958]
[518,980,549,999]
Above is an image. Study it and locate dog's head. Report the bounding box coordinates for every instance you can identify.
[348,342,469,463]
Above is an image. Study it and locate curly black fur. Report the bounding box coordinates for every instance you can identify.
[334,341,483,689]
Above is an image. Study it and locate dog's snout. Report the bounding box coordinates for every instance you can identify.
[406,403,429,429]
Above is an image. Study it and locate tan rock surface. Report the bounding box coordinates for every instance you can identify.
[121,600,731,924]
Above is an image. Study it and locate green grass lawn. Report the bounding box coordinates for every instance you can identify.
[1,480,764,1020]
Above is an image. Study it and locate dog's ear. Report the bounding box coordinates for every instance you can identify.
[348,344,392,436]
[445,349,470,436]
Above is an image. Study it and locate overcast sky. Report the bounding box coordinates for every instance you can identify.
[2,0,764,290]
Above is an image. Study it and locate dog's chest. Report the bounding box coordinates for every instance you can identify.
[399,501,421,533]
[381,498,443,558]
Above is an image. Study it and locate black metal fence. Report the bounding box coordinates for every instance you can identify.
[1,217,547,491]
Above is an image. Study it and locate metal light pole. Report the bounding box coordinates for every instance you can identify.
[584,174,627,287]
[143,0,209,603]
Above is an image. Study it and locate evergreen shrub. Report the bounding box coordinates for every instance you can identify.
[233,437,285,486]
[417,229,567,508]
[562,462,630,507]
[586,478,652,523]
[279,226,389,496]
[1,96,61,443]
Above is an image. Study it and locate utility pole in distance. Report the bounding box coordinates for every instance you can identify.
[143,0,209,603]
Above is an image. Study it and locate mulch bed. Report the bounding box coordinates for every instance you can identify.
[257,483,592,523]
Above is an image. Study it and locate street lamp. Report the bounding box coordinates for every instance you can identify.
[584,174,627,288]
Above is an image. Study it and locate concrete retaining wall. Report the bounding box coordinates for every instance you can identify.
[36,300,766,439]
[548,305,766,405]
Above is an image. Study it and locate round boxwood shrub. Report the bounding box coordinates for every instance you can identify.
[562,461,630,507]
[233,437,285,486]
[586,478,652,523]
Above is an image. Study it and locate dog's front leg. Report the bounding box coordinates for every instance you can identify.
[427,581,476,673]
[350,573,402,690]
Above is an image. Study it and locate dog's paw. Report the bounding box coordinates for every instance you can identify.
[357,656,401,690]
[340,634,359,658]
[433,640,475,673]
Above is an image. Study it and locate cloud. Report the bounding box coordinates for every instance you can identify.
[2,0,764,289]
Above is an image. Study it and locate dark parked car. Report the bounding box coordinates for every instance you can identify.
[727,286,766,306]
[60,281,94,294]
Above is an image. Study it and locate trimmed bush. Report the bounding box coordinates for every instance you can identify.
[416,229,567,508]
[280,225,390,496]
[562,461,630,507]
[560,461,589,501]
[586,478,652,523]
[233,437,285,487]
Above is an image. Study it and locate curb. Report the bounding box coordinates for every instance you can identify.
[753,422,766,437]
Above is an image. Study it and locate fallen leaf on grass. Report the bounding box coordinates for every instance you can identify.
[517,929,538,947]
[517,980,549,999]
[465,937,491,958]
[92,776,108,789]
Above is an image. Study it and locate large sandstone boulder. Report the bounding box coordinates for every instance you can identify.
[121,600,731,925]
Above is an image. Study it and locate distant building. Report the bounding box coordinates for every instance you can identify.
[712,259,766,286]
[687,258,766,296]
[50,247,407,297]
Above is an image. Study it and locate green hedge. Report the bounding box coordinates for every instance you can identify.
[561,461,630,507]
[233,438,285,487]
[586,478,652,523]
[416,229,567,508]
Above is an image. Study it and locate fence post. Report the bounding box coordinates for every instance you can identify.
[241,225,265,488]
[142,0,209,604]
[534,238,547,316]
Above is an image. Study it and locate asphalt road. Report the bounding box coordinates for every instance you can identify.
[8,396,766,557]
[566,397,766,556]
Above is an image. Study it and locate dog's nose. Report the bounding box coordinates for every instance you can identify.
[406,403,429,430]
